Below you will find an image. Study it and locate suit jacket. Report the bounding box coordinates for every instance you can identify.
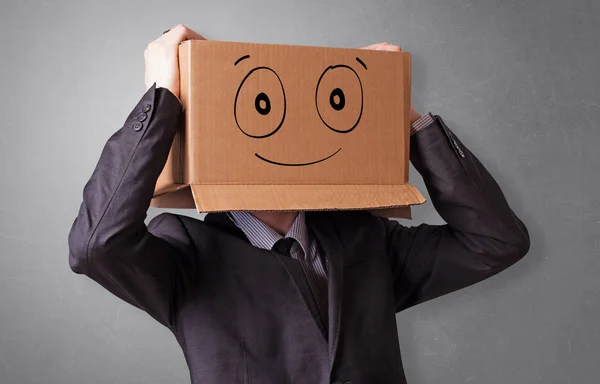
[68,84,530,384]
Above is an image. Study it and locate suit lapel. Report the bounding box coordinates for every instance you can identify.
[203,212,249,241]
[204,212,328,341]
[307,212,345,368]
[273,253,328,340]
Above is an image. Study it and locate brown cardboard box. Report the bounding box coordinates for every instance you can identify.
[151,40,426,218]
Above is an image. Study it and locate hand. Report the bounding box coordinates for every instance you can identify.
[361,42,422,124]
[144,24,204,99]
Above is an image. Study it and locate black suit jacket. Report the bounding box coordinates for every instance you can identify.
[68,84,530,384]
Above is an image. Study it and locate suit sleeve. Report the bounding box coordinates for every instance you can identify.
[67,84,197,328]
[384,115,530,312]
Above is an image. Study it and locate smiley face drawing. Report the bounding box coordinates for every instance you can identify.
[153,40,423,213]
[233,55,368,167]
[176,40,413,190]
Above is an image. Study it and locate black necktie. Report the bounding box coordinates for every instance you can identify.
[272,237,296,256]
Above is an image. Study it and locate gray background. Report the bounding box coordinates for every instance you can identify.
[0,0,598,383]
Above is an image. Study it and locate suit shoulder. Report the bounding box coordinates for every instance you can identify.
[148,212,182,230]
[147,213,200,245]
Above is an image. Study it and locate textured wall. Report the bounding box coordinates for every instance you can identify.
[1,0,598,383]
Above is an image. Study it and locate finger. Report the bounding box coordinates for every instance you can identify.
[386,44,402,52]
[181,29,205,42]
[364,43,402,52]
[361,43,384,49]
[166,24,205,44]
[361,42,389,50]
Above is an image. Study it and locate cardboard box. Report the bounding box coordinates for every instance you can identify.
[151,40,426,218]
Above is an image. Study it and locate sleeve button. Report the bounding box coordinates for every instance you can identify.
[136,112,148,122]
[142,104,152,113]
[132,121,143,131]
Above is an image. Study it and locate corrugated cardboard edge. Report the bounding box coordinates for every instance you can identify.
[190,183,425,211]
[403,53,411,181]
[180,41,193,184]
[151,185,195,209]
[150,185,419,219]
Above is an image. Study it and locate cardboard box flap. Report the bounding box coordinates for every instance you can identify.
[189,183,425,212]
[154,183,189,197]
[151,185,195,209]
[150,185,416,218]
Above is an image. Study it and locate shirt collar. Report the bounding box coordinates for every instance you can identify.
[227,211,310,254]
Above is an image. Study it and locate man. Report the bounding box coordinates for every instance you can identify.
[68,25,530,384]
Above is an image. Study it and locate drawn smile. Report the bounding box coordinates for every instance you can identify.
[255,148,342,166]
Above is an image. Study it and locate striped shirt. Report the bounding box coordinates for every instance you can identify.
[227,112,434,334]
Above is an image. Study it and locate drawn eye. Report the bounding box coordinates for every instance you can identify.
[234,67,286,138]
[315,65,363,133]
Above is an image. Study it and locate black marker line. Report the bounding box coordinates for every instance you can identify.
[355,57,367,70]
[255,148,342,166]
[234,66,286,139]
[315,64,364,134]
[234,55,250,66]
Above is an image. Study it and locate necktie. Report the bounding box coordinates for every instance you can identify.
[272,237,296,256]
[272,236,329,335]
